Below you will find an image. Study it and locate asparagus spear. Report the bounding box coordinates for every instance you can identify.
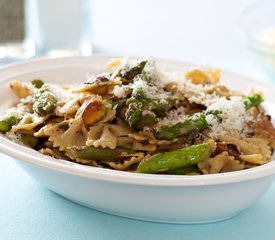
[68,146,135,162]
[133,113,157,131]
[125,98,175,130]
[125,101,143,128]
[143,98,176,118]
[0,116,20,132]
[166,165,201,175]
[31,79,44,89]
[19,134,39,148]
[33,88,57,116]
[136,141,214,173]
[153,113,208,140]
[125,88,175,129]
[243,94,263,109]
[120,60,147,81]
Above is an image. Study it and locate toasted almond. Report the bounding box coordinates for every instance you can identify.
[82,99,106,125]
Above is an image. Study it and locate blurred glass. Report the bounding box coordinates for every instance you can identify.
[24,0,93,58]
[0,0,33,63]
[240,1,275,78]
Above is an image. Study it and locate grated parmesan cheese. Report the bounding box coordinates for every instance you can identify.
[113,85,129,98]
[179,80,217,106]
[205,96,252,137]
[130,76,171,101]
[157,106,187,126]
[49,85,77,102]
[143,59,181,88]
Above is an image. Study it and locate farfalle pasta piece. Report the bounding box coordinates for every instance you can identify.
[178,81,217,106]
[34,117,65,137]
[212,85,232,98]
[251,118,275,140]
[10,80,34,98]
[198,151,237,174]
[95,108,116,124]
[73,74,120,96]
[85,124,104,144]
[245,138,271,162]
[46,98,98,150]
[42,121,70,150]
[107,152,145,171]
[117,137,156,151]
[11,113,48,132]
[184,68,220,85]
[56,96,88,117]
[219,135,271,162]
[240,154,267,165]
[219,136,260,155]
[221,158,245,173]
[86,124,133,149]
[34,123,55,137]
[92,124,117,149]
[72,157,102,166]
[128,130,177,146]
[106,58,122,71]
[40,148,70,160]
[44,116,87,151]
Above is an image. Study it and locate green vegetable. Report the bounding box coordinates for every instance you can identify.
[33,89,57,116]
[120,60,147,81]
[31,79,44,88]
[68,147,135,162]
[133,113,157,131]
[166,165,201,175]
[112,95,161,130]
[243,94,263,109]
[125,98,175,129]
[125,87,175,129]
[19,134,39,148]
[125,101,143,128]
[0,116,20,132]
[136,141,214,174]
[143,98,176,118]
[154,113,208,140]
[112,99,127,111]
[192,113,210,130]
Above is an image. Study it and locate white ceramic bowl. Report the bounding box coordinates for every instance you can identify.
[0,55,275,224]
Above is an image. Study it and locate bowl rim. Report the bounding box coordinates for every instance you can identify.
[1,54,275,187]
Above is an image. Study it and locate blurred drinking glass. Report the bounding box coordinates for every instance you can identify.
[24,0,93,58]
[0,0,32,64]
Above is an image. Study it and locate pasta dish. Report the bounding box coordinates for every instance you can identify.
[0,58,274,175]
